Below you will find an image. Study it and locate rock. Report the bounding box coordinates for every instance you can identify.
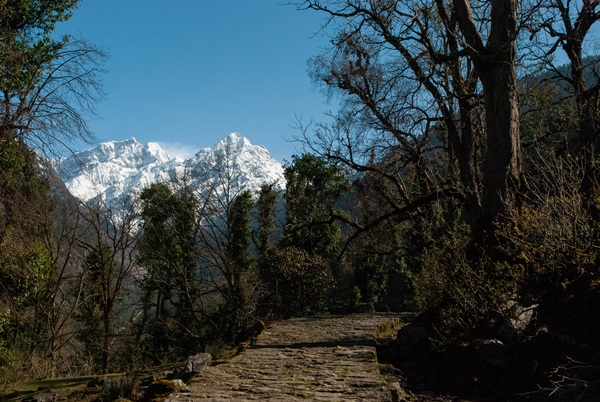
[389,382,412,402]
[512,303,537,331]
[171,379,185,388]
[185,352,212,374]
[169,352,213,382]
[21,392,57,402]
[472,338,508,367]
[167,314,399,401]
[497,299,538,343]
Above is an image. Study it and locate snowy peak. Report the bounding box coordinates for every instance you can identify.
[55,133,284,205]
[185,133,284,196]
[220,132,251,148]
[58,138,172,180]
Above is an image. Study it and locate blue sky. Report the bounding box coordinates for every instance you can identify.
[56,0,334,162]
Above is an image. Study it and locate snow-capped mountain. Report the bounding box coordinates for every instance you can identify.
[55,133,285,206]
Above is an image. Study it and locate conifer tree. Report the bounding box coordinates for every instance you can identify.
[138,183,202,358]
[283,153,350,258]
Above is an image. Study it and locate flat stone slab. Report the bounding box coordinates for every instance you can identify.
[168,313,401,401]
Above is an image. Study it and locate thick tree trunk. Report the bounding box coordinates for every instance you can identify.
[479,60,522,236]
[454,0,523,238]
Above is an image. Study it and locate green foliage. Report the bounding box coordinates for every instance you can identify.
[218,190,257,341]
[138,183,202,359]
[253,184,279,255]
[0,0,77,95]
[0,238,54,379]
[0,310,18,383]
[75,243,116,373]
[0,20,60,371]
[353,253,390,304]
[0,144,54,354]
[0,1,79,135]
[260,246,334,318]
[228,190,253,271]
[0,1,78,33]
[139,183,198,305]
[283,153,351,257]
[0,0,104,157]
[413,230,523,348]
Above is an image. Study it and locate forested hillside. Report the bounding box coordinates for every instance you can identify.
[1,1,600,400]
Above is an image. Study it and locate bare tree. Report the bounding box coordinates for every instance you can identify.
[0,1,105,157]
[297,0,526,239]
[76,198,139,373]
[531,1,600,194]
[18,41,105,156]
[192,144,262,340]
[38,200,86,377]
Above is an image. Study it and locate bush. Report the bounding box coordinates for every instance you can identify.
[259,246,334,318]
[412,228,523,348]
[497,154,600,288]
[102,374,138,401]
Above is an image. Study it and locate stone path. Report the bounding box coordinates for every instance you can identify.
[168,313,402,401]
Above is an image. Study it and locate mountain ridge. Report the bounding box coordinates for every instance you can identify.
[54,133,285,206]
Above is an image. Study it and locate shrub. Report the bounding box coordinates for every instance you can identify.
[102,374,138,401]
[497,154,600,287]
[412,228,523,348]
[260,246,334,318]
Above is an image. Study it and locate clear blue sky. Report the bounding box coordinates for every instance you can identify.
[56,0,334,162]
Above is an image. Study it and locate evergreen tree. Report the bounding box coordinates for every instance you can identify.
[228,190,253,274]
[138,183,202,358]
[75,202,138,374]
[220,190,255,340]
[253,184,279,257]
[0,139,54,378]
[0,0,103,378]
[76,244,112,373]
[283,153,350,257]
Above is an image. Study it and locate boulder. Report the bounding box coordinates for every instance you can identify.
[185,352,212,374]
[497,300,538,343]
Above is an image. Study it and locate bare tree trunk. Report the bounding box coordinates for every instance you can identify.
[479,57,523,236]
[455,0,523,237]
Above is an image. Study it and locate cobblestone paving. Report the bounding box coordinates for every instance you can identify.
[169,313,402,401]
